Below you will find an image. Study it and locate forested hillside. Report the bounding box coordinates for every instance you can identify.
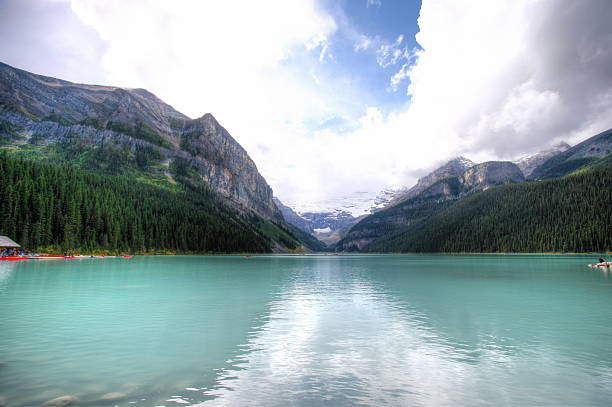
[365,160,611,253]
[0,153,300,253]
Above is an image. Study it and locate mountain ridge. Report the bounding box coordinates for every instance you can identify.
[335,129,611,253]
[0,61,283,223]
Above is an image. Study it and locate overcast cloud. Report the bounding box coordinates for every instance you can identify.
[1,0,611,211]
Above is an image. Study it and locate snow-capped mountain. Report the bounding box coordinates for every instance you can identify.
[391,156,476,203]
[275,157,478,244]
[275,188,407,244]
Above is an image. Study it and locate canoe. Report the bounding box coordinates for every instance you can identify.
[120,255,133,258]
[588,262,611,268]
[73,255,117,259]
[0,257,28,261]
[28,255,66,260]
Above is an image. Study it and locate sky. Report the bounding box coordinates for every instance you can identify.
[1,0,612,213]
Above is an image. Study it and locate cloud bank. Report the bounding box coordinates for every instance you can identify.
[404,0,612,161]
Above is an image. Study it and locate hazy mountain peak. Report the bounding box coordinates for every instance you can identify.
[452,156,476,168]
[515,141,571,177]
[392,155,476,203]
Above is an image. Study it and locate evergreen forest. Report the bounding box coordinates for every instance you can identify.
[365,162,612,253]
[0,152,279,253]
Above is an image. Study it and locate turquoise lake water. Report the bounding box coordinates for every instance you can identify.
[1,255,611,406]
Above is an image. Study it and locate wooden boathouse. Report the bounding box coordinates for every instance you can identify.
[0,236,21,249]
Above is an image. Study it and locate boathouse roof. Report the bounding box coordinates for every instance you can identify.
[0,236,20,248]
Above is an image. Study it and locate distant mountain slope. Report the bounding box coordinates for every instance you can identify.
[285,224,328,252]
[0,61,282,222]
[366,158,611,253]
[273,197,312,233]
[272,197,328,251]
[336,160,525,251]
[530,128,612,180]
[515,142,570,177]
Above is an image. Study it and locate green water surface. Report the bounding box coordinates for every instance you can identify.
[0,255,611,406]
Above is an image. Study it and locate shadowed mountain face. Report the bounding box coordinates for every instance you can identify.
[0,61,282,222]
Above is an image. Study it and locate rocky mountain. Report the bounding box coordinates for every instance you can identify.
[337,127,612,253]
[530,128,612,180]
[335,160,525,251]
[392,156,475,204]
[514,142,570,178]
[0,61,283,223]
[365,158,611,253]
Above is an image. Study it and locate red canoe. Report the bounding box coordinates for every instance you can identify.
[0,257,29,261]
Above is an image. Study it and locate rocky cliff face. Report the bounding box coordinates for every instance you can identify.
[395,156,475,203]
[460,161,525,190]
[515,142,570,178]
[0,62,282,222]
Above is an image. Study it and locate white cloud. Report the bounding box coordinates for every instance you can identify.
[318,43,333,62]
[398,0,612,160]
[389,63,410,92]
[4,0,611,210]
[366,0,382,8]
[376,34,406,67]
[354,35,373,52]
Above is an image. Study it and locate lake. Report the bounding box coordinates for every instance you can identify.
[1,255,611,406]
